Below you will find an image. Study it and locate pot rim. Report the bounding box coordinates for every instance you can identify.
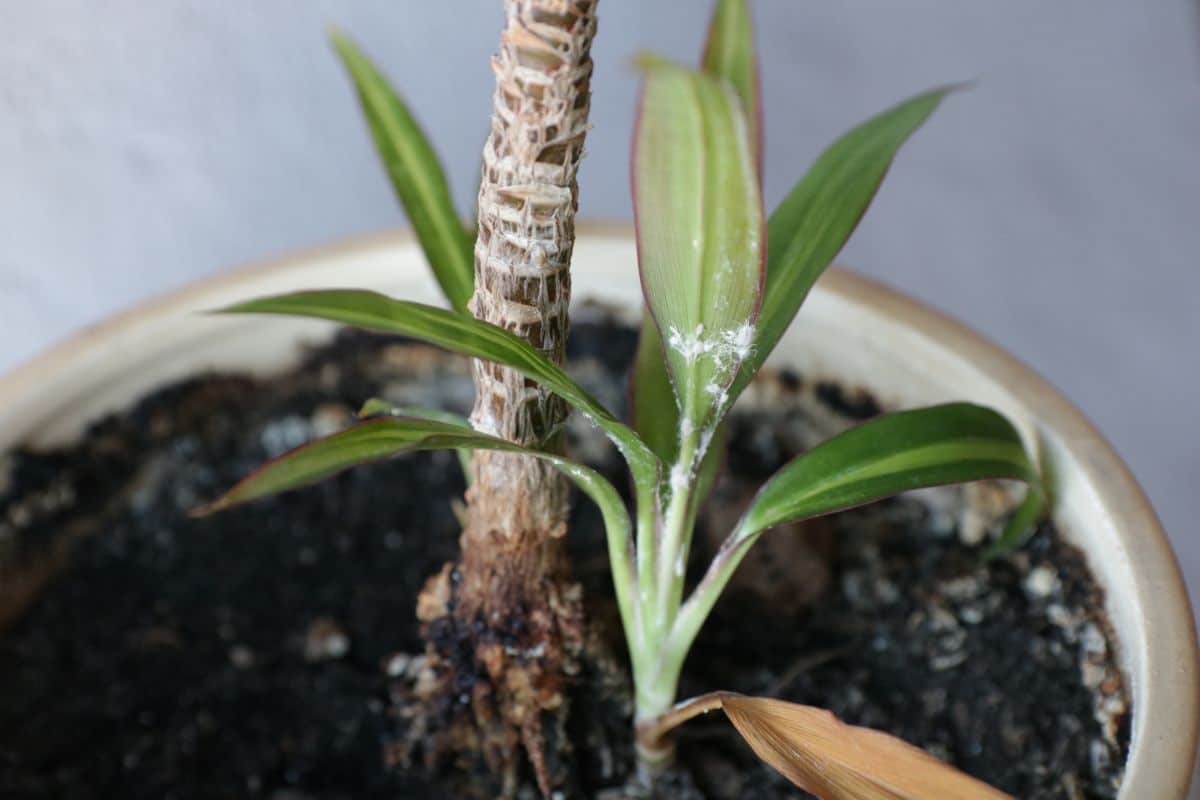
[1,223,1195,796]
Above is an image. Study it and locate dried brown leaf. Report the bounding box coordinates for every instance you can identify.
[720,695,1013,800]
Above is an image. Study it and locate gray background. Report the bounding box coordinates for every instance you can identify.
[2,0,1198,785]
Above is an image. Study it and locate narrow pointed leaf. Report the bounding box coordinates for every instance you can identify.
[692,422,727,512]
[218,291,659,486]
[194,416,638,641]
[358,399,472,480]
[634,60,764,441]
[701,0,761,171]
[631,317,679,463]
[731,87,956,402]
[194,417,621,533]
[668,404,1043,667]
[358,399,469,428]
[195,417,468,513]
[983,481,1048,559]
[721,694,1014,799]
[738,403,1042,541]
[629,0,760,470]
[331,31,474,312]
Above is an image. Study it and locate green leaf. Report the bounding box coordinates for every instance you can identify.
[194,417,618,526]
[693,422,727,514]
[666,403,1044,666]
[331,30,475,312]
[194,417,463,513]
[634,60,764,440]
[358,399,472,481]
[629,0,761,469]
[358,399,469,428]
[983,483,1047,559]
[731,86,956,402]
[738,403,1042,540]
[701,0,760,170]
[218,290,660,487]
[194,416,640,645]
[631,317,680,463]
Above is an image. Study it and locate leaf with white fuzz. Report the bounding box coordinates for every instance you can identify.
[633,60,764,446]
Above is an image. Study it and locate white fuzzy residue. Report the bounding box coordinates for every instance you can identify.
[721,321,755,361]
[664,319,757,424]
[668,323,711,364]
[704,382,729,411]
[471,409,501,437]
[668,320,755,374]
[668,462,689,497]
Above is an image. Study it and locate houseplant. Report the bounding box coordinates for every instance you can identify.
[0,1,1195,800]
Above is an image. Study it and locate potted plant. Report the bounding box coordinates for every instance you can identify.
[0,1,1195,798]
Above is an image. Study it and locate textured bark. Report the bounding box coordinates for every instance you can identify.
[465,0,596,576]
[411,2,599,796]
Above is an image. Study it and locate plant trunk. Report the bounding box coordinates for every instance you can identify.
[463,0,595,621]
[414,1,599,795]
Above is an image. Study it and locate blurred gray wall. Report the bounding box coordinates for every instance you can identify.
[2,0,1198,735]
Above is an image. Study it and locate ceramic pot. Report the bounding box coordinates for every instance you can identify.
[1,226,1195,797]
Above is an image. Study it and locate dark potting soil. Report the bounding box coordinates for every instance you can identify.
[0,316,1129,799]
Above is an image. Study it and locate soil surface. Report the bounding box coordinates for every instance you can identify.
[0,315,1129,799]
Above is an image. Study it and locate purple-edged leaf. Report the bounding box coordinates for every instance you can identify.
[193,416,638,634]
[217,290,659,488]
[702,0,761,171]
[731,87,957,403]
[357,398,469,428]
[629,0,760,469]
[331,31,474,312]
[358,398,472,481]
[634,61,764,441]
[194,417,625,533]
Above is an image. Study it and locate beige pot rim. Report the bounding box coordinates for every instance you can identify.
[1,224,1195,797]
